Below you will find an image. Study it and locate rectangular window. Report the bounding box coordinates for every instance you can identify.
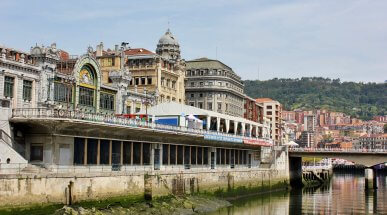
[141,77,146,85]
[23,80,32,101]
[123,141,132,165]
[190,82,195,87]
[100,92,115,110]
[79,87,94,106]
[170,145,176,165]
[74,137,85,165]
[177,145,184,165]
[191,94,194,98]
[4,76,14,98]
[203,148,208,165]
[135,78,139,85]
[198,102,203,109]
[208,102,212,110]
[100,140,110,165]
[197,147,203,165]
[191,146,197,165]
[172,81,176,89]
[133,142,141,165]
[199,93,203,97]
[112,141,121,165]
[200,82,203,86]
[163,144,169,165]
[143,143,151,165]
[184,146,190,165]
[147,77,152,85]
[30,144,43,161]
[87,139,98,165]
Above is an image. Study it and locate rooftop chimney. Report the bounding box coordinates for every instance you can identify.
[96,42,103,57]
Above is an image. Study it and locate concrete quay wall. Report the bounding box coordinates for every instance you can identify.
[0,168,289,208]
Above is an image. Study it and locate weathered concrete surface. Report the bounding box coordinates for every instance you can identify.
[0,168,289,208]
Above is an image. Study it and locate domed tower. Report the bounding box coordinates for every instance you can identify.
[156,29,181,61]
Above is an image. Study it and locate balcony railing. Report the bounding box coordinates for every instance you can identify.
[11,108,272,145]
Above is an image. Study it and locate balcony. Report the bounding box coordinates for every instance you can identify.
[11,108,272,146]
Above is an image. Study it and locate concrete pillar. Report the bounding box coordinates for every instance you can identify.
[216,117,220,132]
[234,121,238,135]
[255,126,259,138]
[206,116,211,131]
[84,139,88,165]
[109,140,112,165]
[241,122,246,136]
[97,139,100,165]
[248,124,253,137]
[289,157,303,188]
[365,168,377,190]
[225,119,230,133]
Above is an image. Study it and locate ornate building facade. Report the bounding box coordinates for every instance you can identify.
[185,58,245,117]
[94,43,154,114]
[123,29,185,105]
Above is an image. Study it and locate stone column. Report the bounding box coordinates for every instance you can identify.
[216,117,220,132]
[255,126,259,138]
[234,121,238,135]
[248,124,253,137]
[225,119,230,133]
[241,122,246,136]
[206,116,211,131]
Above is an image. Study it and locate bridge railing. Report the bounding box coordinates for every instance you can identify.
[289,147,386,153]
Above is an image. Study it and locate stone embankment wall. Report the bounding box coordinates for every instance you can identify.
[0,168,289,208]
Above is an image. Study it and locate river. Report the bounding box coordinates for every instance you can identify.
[208,171,387,215]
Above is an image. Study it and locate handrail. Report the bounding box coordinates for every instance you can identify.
[0,129,26,159]
[288,147,387,153]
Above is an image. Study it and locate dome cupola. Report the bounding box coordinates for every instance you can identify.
[156,29,181,61]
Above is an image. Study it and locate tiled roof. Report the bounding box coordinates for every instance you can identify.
[124,48,155,56]
[255,98,275,103]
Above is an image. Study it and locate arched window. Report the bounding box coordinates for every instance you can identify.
[79,65,97,107]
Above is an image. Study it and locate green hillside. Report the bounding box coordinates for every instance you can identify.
[244,77,387,120]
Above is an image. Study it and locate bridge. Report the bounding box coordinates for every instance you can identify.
[288,147,387,189]
[288,148,387,167]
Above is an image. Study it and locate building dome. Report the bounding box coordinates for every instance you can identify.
[156,29,181,61]
[158,29,179,46]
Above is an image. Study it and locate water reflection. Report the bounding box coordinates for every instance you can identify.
[208,172,387,215]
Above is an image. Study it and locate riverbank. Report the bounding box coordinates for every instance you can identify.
[53,195,231,215]
[0,184,290,215]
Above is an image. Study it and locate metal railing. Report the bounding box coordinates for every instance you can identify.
[289,147,387,153]
[0,163,264,175]
[11,108,272,145]
[302,159,332,171]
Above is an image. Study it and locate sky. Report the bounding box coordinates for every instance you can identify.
[1,0,386,82]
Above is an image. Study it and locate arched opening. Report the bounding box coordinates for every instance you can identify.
[78,64,97,111]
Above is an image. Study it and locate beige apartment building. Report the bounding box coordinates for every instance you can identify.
[125,29,185,105]
[256,98,283,145]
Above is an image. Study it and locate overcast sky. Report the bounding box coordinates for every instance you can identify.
[1,0,386,82]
